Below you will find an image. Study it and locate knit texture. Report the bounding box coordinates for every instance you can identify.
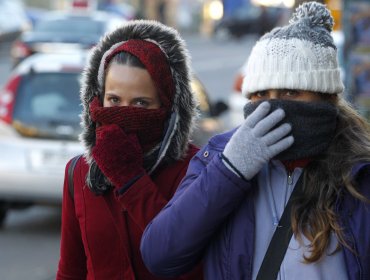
[92,124,144,188]
[243,99,338,161]
[242,1,344,98]
[223,102,293,180]
[90,97,167,152]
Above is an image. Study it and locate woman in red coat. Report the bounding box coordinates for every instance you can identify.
[56,20,203,280]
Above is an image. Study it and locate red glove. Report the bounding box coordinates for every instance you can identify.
[92,124,145,188]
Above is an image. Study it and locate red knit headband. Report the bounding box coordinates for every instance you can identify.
[102,39,175,110]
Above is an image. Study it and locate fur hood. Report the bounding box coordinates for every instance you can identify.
[79,20,197,172]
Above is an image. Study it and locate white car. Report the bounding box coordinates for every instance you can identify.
[0,52,86,226]
[11,10,126,66]
[0,0,31,39]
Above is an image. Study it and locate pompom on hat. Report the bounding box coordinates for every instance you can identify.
[242,1,345,98]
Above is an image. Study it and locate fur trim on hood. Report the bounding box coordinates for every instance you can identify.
[79,20,197,172]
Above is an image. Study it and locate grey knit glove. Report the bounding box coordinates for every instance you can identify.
[223,101,294,180]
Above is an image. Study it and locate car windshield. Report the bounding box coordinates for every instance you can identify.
[12,72,82,140]
[234,6,261,20]
[35,18,103,35]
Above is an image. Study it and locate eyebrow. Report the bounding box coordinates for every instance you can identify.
[131,96,155,100]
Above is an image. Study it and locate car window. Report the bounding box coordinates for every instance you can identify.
[12,72,82,140]
[35,18,103,35]
[191,76,212,117]
[234,6,261,20]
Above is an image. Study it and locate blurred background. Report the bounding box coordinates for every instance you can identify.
[0,0,369,279]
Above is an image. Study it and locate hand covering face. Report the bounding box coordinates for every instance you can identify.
[92,123,145,189]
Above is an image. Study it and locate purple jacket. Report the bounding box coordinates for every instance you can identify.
[141,129,370,280]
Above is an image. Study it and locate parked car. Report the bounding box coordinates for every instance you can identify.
[191,76,229,145]
[24,7,49,27]
[0,0,31,41]
[0,52,86,227]
[97,1,138,20]
[10,10,125,66]
[0,51,227,227]
[213,5,286,39]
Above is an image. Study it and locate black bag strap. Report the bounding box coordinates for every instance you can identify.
[256,173,305,280]
[67,154,82,200]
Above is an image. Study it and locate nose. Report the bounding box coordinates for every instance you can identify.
[120,100,130,107]
[268,91,280,99]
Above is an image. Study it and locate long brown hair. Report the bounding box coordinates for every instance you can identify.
[291,98,370,262]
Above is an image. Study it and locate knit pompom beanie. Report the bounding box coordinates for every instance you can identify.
[242,1,344,98]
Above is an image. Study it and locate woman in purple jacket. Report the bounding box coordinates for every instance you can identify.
[141,2,370,280]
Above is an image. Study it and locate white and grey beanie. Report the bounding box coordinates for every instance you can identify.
[242,1,345,98]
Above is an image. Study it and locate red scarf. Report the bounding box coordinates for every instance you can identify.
[282,158,312,172]
[90,97,167,152]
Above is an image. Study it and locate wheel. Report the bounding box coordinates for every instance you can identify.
[0,201,9,228]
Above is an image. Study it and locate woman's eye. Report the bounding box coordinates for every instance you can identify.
[105,95,120,104]
[255,91,267,98]
[133,99,149,107]
[107,98,121,106]
[285,90,299,97]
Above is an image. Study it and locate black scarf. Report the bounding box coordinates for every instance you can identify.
[243,99,338,161]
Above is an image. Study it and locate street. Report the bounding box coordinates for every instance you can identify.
[0,206,61,280]
[185,33,257,103]
[0,32,256,280]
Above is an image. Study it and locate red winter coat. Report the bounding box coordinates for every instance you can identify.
[56,144,203,280]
